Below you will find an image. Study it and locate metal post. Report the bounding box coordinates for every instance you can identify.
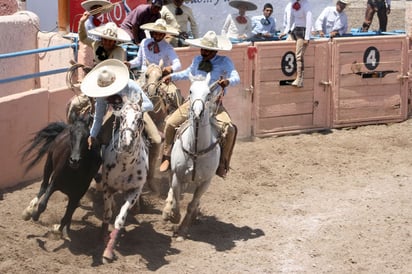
[58,0,69,33]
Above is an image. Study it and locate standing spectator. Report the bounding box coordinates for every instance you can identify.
[314,0,348,38]
[160,0,199,47]
[280,0,313,88]
[361,0,391,32]
[221,0,257,42]
[80,0,114,40]
[251,3,277,41]
[120,0,163,44]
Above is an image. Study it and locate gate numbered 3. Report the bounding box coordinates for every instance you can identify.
[253,40,331,137]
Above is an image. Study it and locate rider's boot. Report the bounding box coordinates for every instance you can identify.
[216,124,237,178]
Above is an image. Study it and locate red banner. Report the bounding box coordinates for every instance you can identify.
[69,0,146,33]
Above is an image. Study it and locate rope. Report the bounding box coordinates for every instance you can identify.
[89,1,122,16]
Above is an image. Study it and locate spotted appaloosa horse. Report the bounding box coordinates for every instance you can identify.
[100,96,148,263]
[21,113,101,236]
[162,73,221,240]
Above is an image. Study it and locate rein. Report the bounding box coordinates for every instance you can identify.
[180,97,223,181]
[111,104,144,154]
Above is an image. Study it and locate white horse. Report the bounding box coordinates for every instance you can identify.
[100,95,148,263]
[162,73,221,240]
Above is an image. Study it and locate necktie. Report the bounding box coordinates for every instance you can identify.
[260,18,270,26]
[175,7,183,15]
[148,41,160,53]
[198,60,213,73]
[292,1,301,11]
[236,16,247,24]
[93,17,102,27]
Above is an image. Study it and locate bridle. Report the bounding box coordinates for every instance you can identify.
[112,102,144,154]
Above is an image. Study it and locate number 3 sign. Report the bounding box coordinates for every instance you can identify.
[281,51,297,77]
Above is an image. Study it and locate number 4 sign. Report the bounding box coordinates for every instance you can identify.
[363,46,380,71]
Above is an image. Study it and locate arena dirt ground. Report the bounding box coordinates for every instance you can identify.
[1,118,412,273]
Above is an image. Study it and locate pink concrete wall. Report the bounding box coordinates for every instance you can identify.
[0,89,48,188]
[0,11,39,96]
[0,0,18,16]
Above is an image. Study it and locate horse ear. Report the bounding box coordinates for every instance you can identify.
[189,71,194,82]
[206,73,211,85]
[145,59,149,67]
[159,59,164,68]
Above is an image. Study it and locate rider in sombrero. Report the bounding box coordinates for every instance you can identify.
[80,0,114,40]
[80,59,153,149]
[159,31,240,178]
[67,16,131,125]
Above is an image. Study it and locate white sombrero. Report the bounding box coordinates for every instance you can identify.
[338,0,350,4]
[229,0,257,11]
[81,0,113,13]
[185,31,232,51]
[80,59,129,98]
[140,19,180,36]
[88,22,131,43]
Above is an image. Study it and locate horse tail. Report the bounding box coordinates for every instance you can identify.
[21,122,68,173]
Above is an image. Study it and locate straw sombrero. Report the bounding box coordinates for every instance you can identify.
[140,19,180,36]
[88,22,131,43]
[228,0,257,11]
[80,59,129,98]
[81,0,113,13]
[185,31,232,51]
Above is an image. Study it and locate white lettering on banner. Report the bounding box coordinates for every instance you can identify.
[186,0,336,36]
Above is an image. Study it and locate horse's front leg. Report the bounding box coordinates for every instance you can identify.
[31,177,56,222]
[22,155,53,221]
[52,196,81,237]
[101,185,114,241]
[103,185,143,263]
[176,179,212,240]
[162,174,181,224]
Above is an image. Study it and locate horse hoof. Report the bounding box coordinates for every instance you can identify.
[102,250,117,264]
[175,236,185,242]
[51,224,61,233]
[22,209,32,221]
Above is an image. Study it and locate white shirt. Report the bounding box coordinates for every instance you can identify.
[284,0,313,40]
[314,6,348,36]
[129,38,181,72]
[221,13,253,39]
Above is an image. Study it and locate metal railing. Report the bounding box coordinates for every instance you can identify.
[0,42,78,84]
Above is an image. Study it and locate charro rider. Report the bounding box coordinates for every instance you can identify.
[159,31,240,178]
[80,59,153,150]
[66,16,130,124]
[125,18,184,108]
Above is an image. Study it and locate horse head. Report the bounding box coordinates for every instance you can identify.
[118,95,144,152]
[68,112,92,169]
[189,73,214,121]
[143,59,164,97]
